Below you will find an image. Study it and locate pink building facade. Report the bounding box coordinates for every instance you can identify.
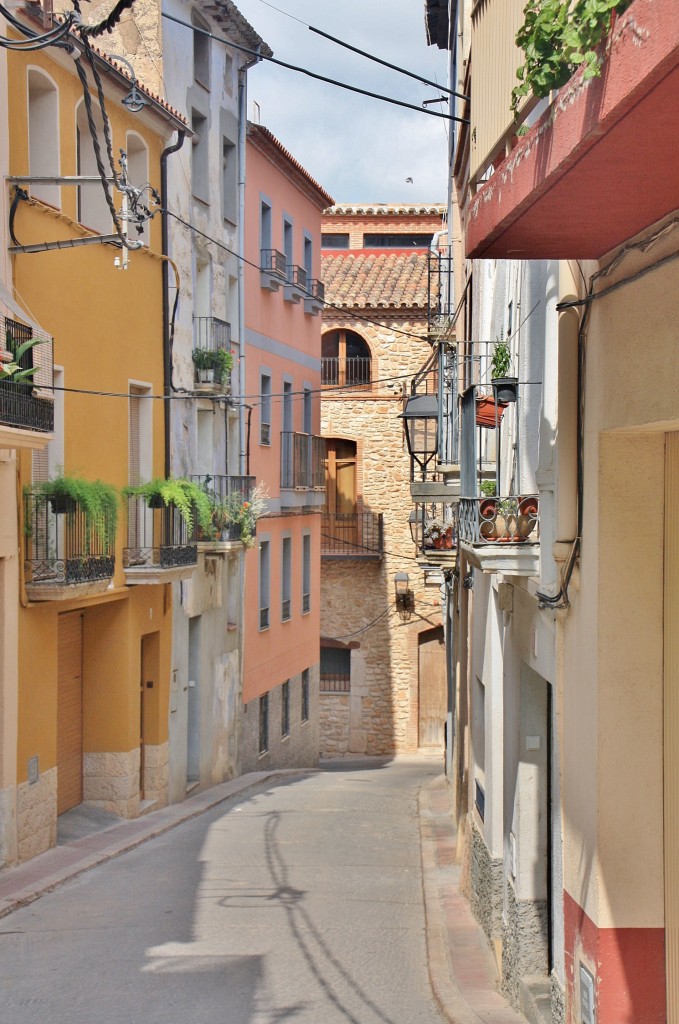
[240,123,333,771]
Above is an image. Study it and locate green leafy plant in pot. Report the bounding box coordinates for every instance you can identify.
[27,473,119,552]
[124,477,213,536]
[490,339,518,403]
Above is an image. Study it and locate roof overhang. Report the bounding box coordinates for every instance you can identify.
[466,0,679,260]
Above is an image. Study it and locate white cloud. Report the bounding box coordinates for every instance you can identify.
[234,0,451,202]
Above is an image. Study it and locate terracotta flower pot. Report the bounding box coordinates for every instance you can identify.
[476,396,508,428]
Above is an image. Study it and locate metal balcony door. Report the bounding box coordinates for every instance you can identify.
[418,627,446,748]
[57,612,83,815]
[665,432,679,1022]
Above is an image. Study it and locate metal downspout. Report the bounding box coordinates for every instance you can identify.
[160,130,186,478]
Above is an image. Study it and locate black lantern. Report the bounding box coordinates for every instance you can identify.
[394,573,413,619]
[399,393,439,479]
[409,507,424,547]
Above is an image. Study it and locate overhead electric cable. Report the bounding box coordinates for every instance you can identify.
[162,13,468,124]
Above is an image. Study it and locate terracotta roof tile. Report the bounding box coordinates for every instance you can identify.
[322,251,431,309]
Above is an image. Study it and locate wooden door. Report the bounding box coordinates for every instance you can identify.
[57,612,83,815]
[325,440,357,552]
[418,627,446,748]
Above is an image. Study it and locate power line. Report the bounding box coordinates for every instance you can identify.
[162,13,468,125]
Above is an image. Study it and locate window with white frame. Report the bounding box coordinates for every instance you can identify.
[260,372,271,445]
[281,536,291,621]
[27,69,59,207]
[259,539,270,629]
[302,532,311,613]
[76,100,110,233]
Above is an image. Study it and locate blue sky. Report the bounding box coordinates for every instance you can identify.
[234,0,451,204]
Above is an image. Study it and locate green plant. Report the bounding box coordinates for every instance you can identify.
[511,0,633,115]
[491,340,512,379]
[220,483,269,547]
[213,348,233,381]
[1,330,47,384]
[192,348,214,371]
[124,477,212,534]
[480,480,497,498]
[29,473,118,549]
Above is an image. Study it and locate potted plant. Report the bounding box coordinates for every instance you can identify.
[476,392,508,428]
[516,495,539,539]
[221,483,269,548]
[213,348,233,388]
[0,331,47,385]
[124,477,213,536]
[424,517,445,548]
[192,348,215,384]
[490,339,518,403]
[28,473,118,551]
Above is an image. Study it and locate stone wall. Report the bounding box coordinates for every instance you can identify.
[551,971,566,1024]
[16,767,57,863]
[320,312,444,756]
[83,749,141,818]
[319,693,350,755]
[240,665,320,775]
[501,874,549,1008]
[469,818,503,941]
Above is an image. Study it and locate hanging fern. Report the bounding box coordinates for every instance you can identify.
[32,473,119,550]
[124,477,213,534]
[512,0,634,114]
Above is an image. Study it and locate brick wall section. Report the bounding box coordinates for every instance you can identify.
[321,310,444,756]
[323,209,444,250]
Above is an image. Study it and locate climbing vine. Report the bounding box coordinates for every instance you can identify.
[511,0,634,114]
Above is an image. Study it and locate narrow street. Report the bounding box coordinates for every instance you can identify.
[1,758,445,1024]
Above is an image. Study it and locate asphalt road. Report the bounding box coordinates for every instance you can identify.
[1,757,446,1024]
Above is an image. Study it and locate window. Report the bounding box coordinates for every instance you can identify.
[281,536,291,621]
[259,693,269,753]
[76,100,109,233]
[283,217,293,271]
[128,384,152,548]
[321,330,372,389]
[304,235,313,280]
[302,533,311,613]
[259,539,270,629]
[191,110,209,203]
[28,69,59,207]
[281,680,290,737]
[222,137,237,224]
[363,233,433,248]
[301,668,310,722]
[260,372,271,444]
[193,15,210,88]
[303,387,312,435]
[283,379,293,435]
[126,133,149,246]
[260,199,272,251]
[320,646,350,693]
[321,233,349,249]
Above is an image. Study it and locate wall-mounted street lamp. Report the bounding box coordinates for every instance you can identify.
[394,571,414,620]
[399,393,439,480]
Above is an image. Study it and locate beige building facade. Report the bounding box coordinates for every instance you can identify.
[320,205,447,757]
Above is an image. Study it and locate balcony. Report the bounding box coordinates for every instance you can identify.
[283,265,307,304]
[410,501,458,568]
[192,317,232,395]
[466,0,679,259]
[280,432,326,508]
[321,356,371,392]
[0,316,54,449]
[260,248,287,292]
[24,487,115,600]
[458,496,539,576]
[304,279,324,316]
[123,496,198,584]
[321,511,384,560]
[190,473,256,553]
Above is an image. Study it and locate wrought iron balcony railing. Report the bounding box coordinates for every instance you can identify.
[458,495,539,546]
[193,316,231,351]
[190,474,256,543]
[321,511,384,559]
[123,496,198,573]
[304,278,325,316]
[286,265,307,289]
[192,317,232,391]
[321,356,372,390]
[281,432,326,490]
[24,488,115,594]
[411,501,458,558]
[0,316,54,435]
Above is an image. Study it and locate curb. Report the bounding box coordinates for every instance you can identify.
[0,768,316,920]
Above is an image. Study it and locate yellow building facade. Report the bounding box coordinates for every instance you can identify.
[3,36,187,863]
